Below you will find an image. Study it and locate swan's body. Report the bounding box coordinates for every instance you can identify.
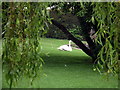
[57,40,72,51]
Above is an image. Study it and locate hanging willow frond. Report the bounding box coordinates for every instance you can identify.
[2,2,50,88]
[92,2,119,75]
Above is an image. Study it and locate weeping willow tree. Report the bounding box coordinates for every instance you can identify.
[47,2,119,75]
[92,2,120,75]
[2,2,120,88]
[2,2,50,88]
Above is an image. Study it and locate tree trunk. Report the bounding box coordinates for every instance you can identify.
[77,17,98,61]
[77,17,96,50]
[51,20,95,59]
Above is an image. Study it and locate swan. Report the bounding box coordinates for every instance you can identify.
[57,40,72,51]
[46,5,56,10]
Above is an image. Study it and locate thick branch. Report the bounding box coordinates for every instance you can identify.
[51,20,94,58]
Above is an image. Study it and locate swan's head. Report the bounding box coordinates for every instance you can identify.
[69,40,72,42]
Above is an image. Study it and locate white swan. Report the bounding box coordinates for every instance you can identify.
[57,40,72,51]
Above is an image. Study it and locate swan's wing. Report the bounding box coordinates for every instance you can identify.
[57,45,72,51]
[57,45,68,50]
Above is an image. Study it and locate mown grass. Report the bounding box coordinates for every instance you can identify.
[2,38,118,88]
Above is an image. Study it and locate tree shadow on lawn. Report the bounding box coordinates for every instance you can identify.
[43,55,92,64]
[42,53,93,70]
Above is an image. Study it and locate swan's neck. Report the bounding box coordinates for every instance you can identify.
[69,41,71,47]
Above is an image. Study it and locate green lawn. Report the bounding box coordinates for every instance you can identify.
[2,38,118,88]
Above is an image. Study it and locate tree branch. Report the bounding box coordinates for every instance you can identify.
[51,19,94,58]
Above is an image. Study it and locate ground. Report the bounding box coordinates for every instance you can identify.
[2,38,118,88]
